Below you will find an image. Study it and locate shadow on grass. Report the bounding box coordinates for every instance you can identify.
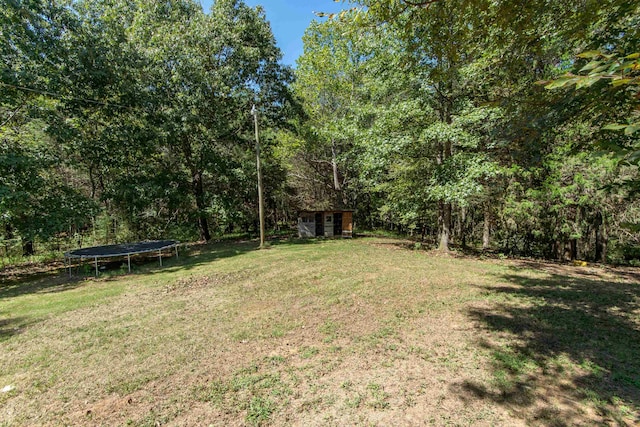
[112,237,324,278]
[0,238,326,297]
[462,273,640,425]
[268,236,327,247]
[0,316,33,342]
[149,240,259,273]
[0,241,258,298]
[0,269,84,300]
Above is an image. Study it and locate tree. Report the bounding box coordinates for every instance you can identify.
[0,0,101,254]
[293,17,371,210]
[543,51,640,148]
[1,0,294,252]
[127,0,291,240]
[349,0,501,251]
[314,0,640,259]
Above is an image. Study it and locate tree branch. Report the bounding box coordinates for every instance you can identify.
[1,107,21,127]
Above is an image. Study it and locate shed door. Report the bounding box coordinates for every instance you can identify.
[342,212,353,232]
[315,213,324,236]
[333,212,343,236]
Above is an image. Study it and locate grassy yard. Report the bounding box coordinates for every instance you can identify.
[1,237,639,426]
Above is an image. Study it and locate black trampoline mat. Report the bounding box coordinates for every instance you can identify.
[65,240,179,258]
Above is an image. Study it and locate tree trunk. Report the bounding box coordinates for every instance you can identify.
[179,136,211,241]
[438,201,451,252]
[192,171,211,241]
[89,166,96,199]
[4,224,14,258]
[460,205,467,248]
[483,203,491,250]
[274,206,279,231]
[595,212,604,262]
[601,216,608,264]
[331,140,341,192]
[437,133,452,252]
[5,224,13,240]
[570,239,577,260]
[22,240,34,256]
[558,240,567,260]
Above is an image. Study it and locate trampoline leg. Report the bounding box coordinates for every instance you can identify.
[127,254,131,273]
[95,256,98,277]
[158,250,162,267]
[175,245,178,259]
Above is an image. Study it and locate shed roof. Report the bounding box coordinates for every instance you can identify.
[299,209,355,214]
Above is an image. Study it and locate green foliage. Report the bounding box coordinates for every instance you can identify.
[281,0,640,259]
[0,117,98,246]
[543,51,640,136]
[3,0,640,263]
[1,0,293,255]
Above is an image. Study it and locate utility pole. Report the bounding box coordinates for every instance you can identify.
[251,104,266,248]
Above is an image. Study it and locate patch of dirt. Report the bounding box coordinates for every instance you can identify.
[506,259,640,283]
[161,272,249,294]
[0,260,65,279]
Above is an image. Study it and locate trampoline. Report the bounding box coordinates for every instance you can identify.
[64,240,180,277]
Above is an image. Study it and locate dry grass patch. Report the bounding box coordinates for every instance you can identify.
[1,237,639,426]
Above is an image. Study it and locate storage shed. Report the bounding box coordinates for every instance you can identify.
[298,210,354,238]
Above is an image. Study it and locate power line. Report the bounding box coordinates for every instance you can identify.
[0,81,132,109]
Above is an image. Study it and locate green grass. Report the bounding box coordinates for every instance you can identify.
[1,237,639,425]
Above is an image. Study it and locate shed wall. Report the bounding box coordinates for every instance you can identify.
[298,217,316,237]
[298,210,354,238]
[324,212,334,237]
[342,212,353,231]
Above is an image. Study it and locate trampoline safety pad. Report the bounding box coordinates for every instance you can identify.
[64,240,180,277]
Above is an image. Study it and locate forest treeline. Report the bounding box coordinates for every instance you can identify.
[1,0,639,263]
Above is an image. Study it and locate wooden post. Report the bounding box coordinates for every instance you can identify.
[251,104,266,248]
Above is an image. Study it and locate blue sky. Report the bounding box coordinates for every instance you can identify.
[199,0,351,66]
